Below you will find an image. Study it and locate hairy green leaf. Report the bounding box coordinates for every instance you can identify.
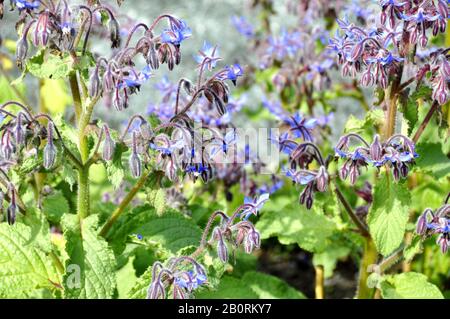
[42,191,70,223]
[256,201,336,253]
[0,223,61,298]
[380,272,443,299]
[415,143,450,179]
[367,175,411,256]
[62,215,116,298]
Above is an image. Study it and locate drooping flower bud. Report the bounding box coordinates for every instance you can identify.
[370,134,382,162]
[102,124,115,161]
[217,237,228,263]
[315,165,328,192]
[108,16,121,48]
[43,122,56,169]
[16,36,29,69]
[88,66,101,98]
[14,112,25,146]
[416,211,430,235]
[139,120,153,140]
[147,280,165,299]
[129,131,142,178]
[1,130,14,160]
[146,42,159,70]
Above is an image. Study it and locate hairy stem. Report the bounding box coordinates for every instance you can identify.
[69,73,82,123]
[334,183,370,237]
[412,101,439,143]
[99,171,151,237]
[356,237,378,299]
[77,166,90,219]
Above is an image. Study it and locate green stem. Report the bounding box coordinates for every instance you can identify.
[99,171,151,237]
[356,237,378,299]
[77,166,90,219]
[78,95,100,163]
[69,73,82,124]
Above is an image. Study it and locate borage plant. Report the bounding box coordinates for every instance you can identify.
[0,0,448,300]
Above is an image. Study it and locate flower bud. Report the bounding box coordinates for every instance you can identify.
[147,280,165,299]
[16,36,29,69]
[89,67,101,98]
[416,212,429,235]
[437,234,449,254]
[1,131,14,160]
[108,17,121,48]
[315,166,328,192]
[43,122,56,169]
[102,124,115,161]
[139,120,153,140]
[129,132,142,178]
[146,42,159,70]
[349,164,359,185]
[14,113,25,146]
[217,238,228,263]
[173,284,187,299]
[370,134,382,162]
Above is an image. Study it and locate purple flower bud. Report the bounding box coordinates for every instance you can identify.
[103,68,115,92]
[147,280,165,299]
[350,41,363,62]
[1,131,14,160]
[438,0,448,19]
[217,238,228,263]
[182,79,194,95]
[43,122,56,169]
[129,132,142,178]
[89,67,101,98]
[437,234,449,254]
[248,228,260,249]
[400,163,408,178]
[392,165,400,182]
[108,17,121,48]
[16,36,28,69]
[244,237,254,254]
[315,166,328,192]
[146,42,159,70]
[173,284,187,299]
[14,113,25,146]
[370,134,382,162]
[139,120,153,140]
[102,124,115,161]
[416,212,429,235]
[349,164,359,185]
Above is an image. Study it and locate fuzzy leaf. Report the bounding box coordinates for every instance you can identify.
[62,215,116,298]
[415,143,450,179]
[367,175,411,256]
[196,276,258,299]
[26,50,94,80]
[0,223,61,298]
[380,272,443,299]
[256,201,336,253]
[241,271,306,299]
[134,210,202,254]
[42,191,70,223]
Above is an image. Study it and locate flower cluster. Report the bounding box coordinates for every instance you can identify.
[416,199,450,253]
[147,196,267,299]
[147,257,207,299]
[330,0,450,104]
[12,1,123,68]
[335,133,418,184]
